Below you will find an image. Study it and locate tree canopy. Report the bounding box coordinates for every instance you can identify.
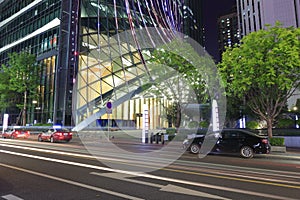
[219,23,300,137]
[1,52,39,125]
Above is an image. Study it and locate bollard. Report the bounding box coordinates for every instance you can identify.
[161,133,164,144]
[150,132,153,144]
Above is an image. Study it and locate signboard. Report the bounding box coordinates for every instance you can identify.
[142,104,149,143]
[106,101,112,114]
[212,99,219,132]
[2,114,9,133]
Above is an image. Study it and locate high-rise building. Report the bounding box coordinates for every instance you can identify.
[0,0,62,125]
[0,0,201,129]
[217,6,240,60]
[183,0,204,46]
[236,0,300,110]
[237,0,300,36]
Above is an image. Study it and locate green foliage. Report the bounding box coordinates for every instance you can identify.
[219,22,300,137]
[199,120,209,128]
[166,128,176,135]
[188,121,199,128]
[246,121,260,129]
[0,70,15,111]
[3,52,39,95]
[33,123,53,127]
[269,137,285,146]
[150,46,209,103]
[276,118,295,128]
[1,52,40,125]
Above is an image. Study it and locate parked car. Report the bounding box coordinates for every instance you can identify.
[1,128,30,139]
[37,128,73,143]
[183,129,271,158]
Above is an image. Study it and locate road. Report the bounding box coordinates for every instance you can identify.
[0,136,300,200]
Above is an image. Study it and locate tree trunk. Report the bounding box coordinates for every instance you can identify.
[175,103,181,128]
[266,118,273,138]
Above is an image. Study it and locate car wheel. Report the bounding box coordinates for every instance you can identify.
[38,136,42,142]
[240,146,254,158]
[50,137,54,143]
[190,144,201,154]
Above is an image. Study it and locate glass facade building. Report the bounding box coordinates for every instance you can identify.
[0,0,203,129]
[0,0,61,125]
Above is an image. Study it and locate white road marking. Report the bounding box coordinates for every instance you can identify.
[0,163,143,200]
[91,172,230,200]
[1,194,23,200]
[0,143,170,166]
[0,149,299,200]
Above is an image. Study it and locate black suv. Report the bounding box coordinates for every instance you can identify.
[183,129,271,158]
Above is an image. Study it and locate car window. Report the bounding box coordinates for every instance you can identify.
[222,131,242,139]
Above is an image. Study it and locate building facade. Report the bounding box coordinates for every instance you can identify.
[217,6,240,59]
[0,0,204,129]
[236,0,300,110]
[183,0,204,46]
[0,0,62,125]
[237,0,300,36]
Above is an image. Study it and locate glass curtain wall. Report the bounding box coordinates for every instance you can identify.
[0,0,61,125]
[75,0,184,130]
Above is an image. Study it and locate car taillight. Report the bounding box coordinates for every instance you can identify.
[15,131,20,134]
[70,132,72,135]
[56,132,62,136]
[262,139,268,144]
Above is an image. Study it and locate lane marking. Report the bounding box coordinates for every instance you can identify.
[0,163,143,200]
[1,194,23,200]
[1,143,300,187]
[91,172,230,200]
[0,143,173,165]
[0,150,299,200]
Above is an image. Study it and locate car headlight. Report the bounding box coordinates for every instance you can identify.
[183,139,189,145]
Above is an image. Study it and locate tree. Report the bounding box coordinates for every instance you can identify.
[0,70,14,111]
[149,42,210,128]
[2,52,40,126]
[219,23,300,137]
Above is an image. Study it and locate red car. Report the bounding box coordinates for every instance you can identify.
[38,128,72,143]
[2,128,30,139]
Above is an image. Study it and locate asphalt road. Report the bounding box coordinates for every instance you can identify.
[0,136,300,200]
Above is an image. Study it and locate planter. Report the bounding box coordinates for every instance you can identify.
[271,145,286,153]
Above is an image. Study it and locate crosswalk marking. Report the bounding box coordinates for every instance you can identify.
[1,194,23,200]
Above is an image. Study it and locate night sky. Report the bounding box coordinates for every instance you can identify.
[203,0,236,62]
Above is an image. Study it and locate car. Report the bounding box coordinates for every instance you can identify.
[183,129,271,158]
[1,128,30,139]
[37,128,73,143]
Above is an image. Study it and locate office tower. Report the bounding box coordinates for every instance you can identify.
[183,0,204,46]
[237,0,300,36]
[218,6,240,59]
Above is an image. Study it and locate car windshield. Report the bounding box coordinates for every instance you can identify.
[56,129,70,132]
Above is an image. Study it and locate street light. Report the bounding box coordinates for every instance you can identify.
[293,106,299,128]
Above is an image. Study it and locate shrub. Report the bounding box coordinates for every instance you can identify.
[188,121,199,128]
[269,137,285,146]
[246,121,259,129]
[33,123,53,127]
[276,118,295,128]
[166,128,176,135]
[199,121,209,128]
